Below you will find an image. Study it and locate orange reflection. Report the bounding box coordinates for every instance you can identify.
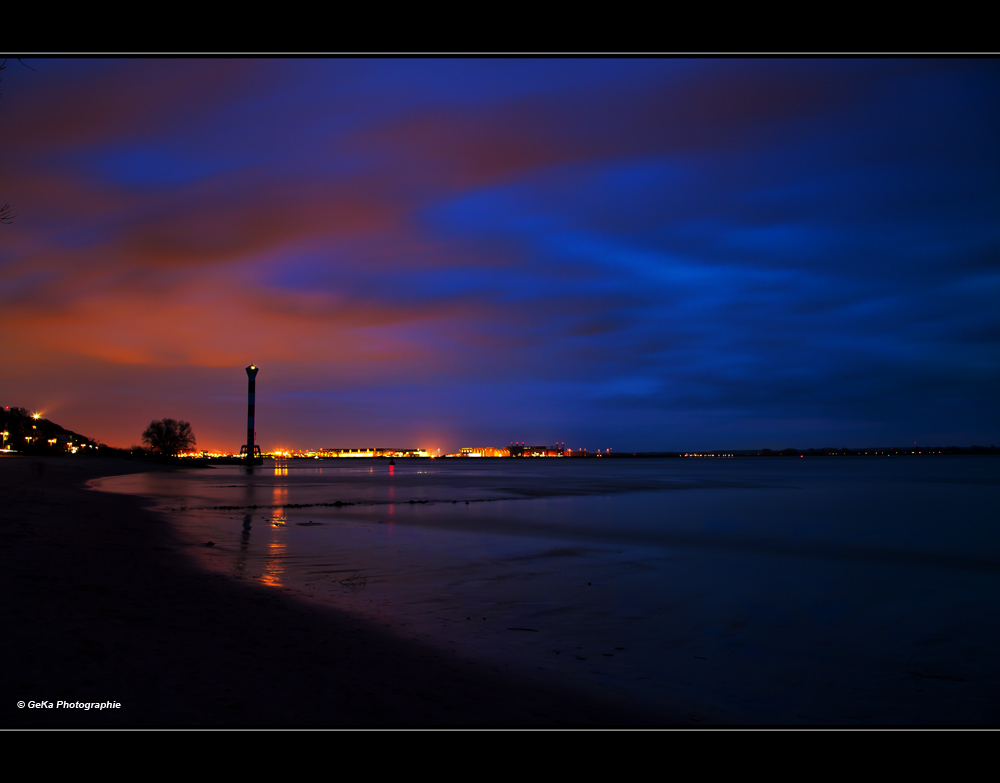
[271,482,288,527]
[260,538,286,587]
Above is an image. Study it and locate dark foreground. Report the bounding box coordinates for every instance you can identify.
[1,457,679,727]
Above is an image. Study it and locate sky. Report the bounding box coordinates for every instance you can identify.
[1,58,998,453]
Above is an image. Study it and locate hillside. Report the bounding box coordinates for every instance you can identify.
[0,406,103,455]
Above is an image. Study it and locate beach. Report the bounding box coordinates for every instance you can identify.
[5,454,1000,727]
[1,457,678,726]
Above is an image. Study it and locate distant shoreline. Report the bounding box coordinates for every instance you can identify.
[93,445,1000,465]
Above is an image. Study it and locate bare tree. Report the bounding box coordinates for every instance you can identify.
[1,57,35,225]
[0,56,35,95]
[142,418,196,456]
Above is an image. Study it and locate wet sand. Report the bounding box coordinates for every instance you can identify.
[0,457,686,727]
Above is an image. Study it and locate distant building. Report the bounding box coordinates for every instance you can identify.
[303,447,429,458]
[511,442,565,457]
[456,444,566,457]
[526,445,562,457]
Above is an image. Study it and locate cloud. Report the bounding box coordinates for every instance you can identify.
[1,59,997,449]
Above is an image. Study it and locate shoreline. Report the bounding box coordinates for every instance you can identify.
[1,457,689,727]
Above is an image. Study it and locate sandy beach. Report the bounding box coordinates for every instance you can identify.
[1,456,683,727]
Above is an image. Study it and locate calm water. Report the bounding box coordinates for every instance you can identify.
[92,456,1000,724]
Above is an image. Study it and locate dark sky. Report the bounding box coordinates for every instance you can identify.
[1,59,997,452]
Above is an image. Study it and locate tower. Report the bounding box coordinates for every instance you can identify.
[245,364,259,464]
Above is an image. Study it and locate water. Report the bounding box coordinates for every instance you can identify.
[92,456,1000,723]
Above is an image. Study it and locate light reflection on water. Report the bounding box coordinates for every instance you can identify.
[91,457,1000,723]
[262,536,286,587]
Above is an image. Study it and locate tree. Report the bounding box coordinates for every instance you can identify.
[1,57,34,225]
[142,418,196,456]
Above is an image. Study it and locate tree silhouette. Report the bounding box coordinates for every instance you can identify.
[1,57,35,225]
[142,418,196,456]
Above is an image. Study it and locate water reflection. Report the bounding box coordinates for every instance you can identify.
[272,482,288,526]
[232,478,258,581]
[261,533,287,587]
[233,513,253,575]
